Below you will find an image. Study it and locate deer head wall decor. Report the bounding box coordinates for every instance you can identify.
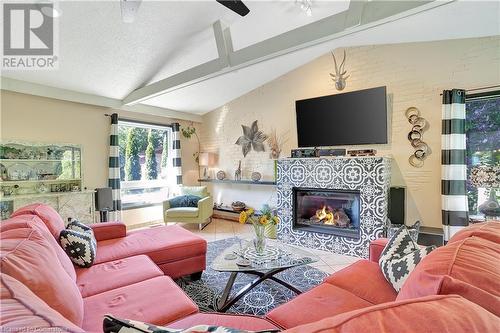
[330,50,350,91]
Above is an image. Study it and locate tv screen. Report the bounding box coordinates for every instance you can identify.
[296,86,387,147]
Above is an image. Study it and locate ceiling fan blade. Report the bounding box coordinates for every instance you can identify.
[216,0,250,17]
[121,0,142,23]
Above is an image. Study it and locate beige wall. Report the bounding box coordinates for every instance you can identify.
[0,91,201,223]
[200,36,500,229]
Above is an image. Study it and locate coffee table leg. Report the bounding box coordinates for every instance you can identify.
[217,272,238,311]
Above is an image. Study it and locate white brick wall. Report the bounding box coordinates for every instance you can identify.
[199,36,500,227]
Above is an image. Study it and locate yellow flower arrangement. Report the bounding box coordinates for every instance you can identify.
[239,210,248,224]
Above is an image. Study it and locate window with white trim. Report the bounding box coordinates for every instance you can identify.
[118,120,173,209]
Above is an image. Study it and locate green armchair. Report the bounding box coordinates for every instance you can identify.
[163,186,213,229]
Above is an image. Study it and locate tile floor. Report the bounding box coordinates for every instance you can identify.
[171,218,361,275]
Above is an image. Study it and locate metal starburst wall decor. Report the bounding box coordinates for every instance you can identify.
[235,120,268,157]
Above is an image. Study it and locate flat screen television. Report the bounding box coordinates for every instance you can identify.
[296,86,387,147]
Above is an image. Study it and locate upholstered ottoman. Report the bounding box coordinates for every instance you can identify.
[93,225,207,279]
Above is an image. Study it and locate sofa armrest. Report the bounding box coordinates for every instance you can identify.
[369,238,388,262]
[90,222,126,241]
[197,196,214,219]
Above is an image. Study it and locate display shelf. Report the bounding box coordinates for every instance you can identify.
[0,178,81,185]
[0,189,94,201]
[198,179,276,186]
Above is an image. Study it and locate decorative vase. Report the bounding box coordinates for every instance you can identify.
[253,224,266,254]
[264,223,277,239]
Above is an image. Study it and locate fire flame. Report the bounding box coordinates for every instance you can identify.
[315,206,336,225]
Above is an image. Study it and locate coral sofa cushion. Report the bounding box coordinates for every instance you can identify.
[324,260,397,304]
[82,276,198,332]
[11,203,65,239]
[0,214,77,281]
[283,295,500,333]
[94,225,206,265]
[397,236,500,316]
[0,227,84,326]
[0,274,84,332]
[448,221,500,244]
[266,283,372,329]
[166,313,280,331]
[76,255,163,297]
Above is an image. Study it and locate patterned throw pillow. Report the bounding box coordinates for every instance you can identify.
[102,315,278,333]
[169,195,201,208]
[379,225,435,292]
[59,220,97,268]
[387,220,420,242]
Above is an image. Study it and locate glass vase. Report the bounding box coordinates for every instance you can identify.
[253,224,266,254]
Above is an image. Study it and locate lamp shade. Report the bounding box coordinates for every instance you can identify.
[470,165,499,188]
[199,152,210,167]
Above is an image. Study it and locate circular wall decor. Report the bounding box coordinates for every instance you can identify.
[406,107,429,168]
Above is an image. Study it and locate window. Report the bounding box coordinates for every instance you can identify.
[118,120,173,209]
[465,91,500,214]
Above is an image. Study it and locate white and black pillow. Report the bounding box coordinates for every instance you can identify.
[379,225,435,292]
[102,315,276,333]
[59,220,97,268]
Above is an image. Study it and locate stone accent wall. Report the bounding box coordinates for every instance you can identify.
[277,157,392,258]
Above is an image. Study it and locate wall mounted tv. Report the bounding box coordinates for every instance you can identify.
[296,86,388,147]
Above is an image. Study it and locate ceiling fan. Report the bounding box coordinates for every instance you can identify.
[121,0,249,23]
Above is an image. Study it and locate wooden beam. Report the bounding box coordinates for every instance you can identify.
[122,1,449,106]
[1,77,202,122]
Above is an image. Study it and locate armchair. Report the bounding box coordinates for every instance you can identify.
[163,186,214,229]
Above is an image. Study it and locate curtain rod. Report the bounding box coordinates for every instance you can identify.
[439,85,500,96]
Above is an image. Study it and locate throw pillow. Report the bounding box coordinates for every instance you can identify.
[102,315,277,333]
[387,220,420,242]
[379,225,435,292]
[169,195,201,208]
[59,220,97,268]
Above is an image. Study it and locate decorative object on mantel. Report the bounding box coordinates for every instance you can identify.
[231,201,246,212]
[329,50,350,91]
[234,160,242,181]
[406,107,430,168]
[291,148,319,158]
[347,149,377,157]
[235,120,268,157]
[470,165,500,218]
[216,170,226,180]
[267,128,284,159]
[251,172,261,182]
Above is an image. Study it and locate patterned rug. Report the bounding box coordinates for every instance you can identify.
[176,237,328,315]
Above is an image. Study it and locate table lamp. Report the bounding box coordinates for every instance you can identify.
[199,152,210,179]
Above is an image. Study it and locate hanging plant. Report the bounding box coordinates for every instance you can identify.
[181,124,200,163]
[235,120,268,157]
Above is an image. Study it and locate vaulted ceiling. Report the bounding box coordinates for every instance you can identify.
[2,1,499,119]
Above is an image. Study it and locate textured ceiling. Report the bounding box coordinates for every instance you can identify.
[2,1,499,116]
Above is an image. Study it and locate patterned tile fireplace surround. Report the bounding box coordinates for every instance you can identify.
[276,156,392,258]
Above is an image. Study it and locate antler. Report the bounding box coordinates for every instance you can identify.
[331,51,340,75]
[339,50,346,72]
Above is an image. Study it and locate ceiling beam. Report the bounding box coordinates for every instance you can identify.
[0,77,202,122]
[122,0,451,106]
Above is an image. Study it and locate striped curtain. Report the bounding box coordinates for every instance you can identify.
[108,113,122,219]
[441,89,468,241]
[172,123,182,185]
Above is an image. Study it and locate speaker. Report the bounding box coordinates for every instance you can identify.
[291,148,319,158]
[389,187,405,225]
[95,187,113,211]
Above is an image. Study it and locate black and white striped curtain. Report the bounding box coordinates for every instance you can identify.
[172,123,182,185]
[108,113,122,218]
[441,89,468,241]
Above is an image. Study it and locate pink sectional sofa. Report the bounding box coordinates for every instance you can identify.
[1,203,499,332]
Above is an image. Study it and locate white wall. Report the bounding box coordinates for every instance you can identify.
[199,36,500,228]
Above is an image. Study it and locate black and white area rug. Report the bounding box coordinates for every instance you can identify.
[176,237,328,315]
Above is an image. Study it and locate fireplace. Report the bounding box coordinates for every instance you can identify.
[293,187,361,239]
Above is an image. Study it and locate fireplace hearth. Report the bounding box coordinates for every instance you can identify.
[293,188,360,238]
